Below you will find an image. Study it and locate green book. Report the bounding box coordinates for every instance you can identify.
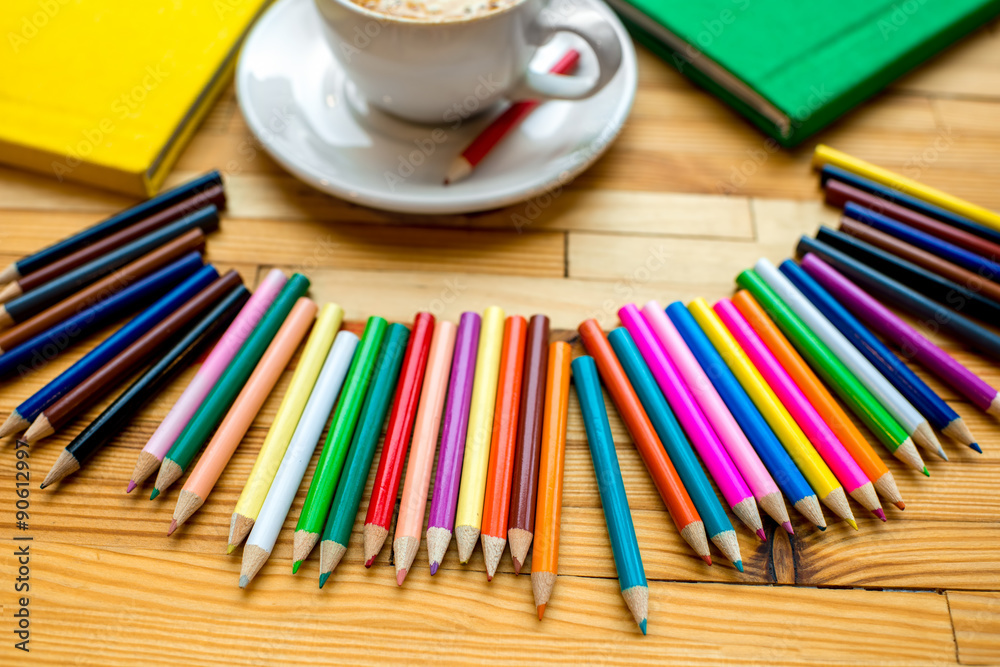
[608,0,1000,146]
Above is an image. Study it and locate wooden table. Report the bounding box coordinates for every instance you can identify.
[2,21,999,667]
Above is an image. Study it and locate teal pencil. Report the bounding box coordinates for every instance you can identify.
[608,328,743,571]
[572,355,649,635]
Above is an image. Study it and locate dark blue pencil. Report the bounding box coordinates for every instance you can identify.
[0,252,203,379]
[0,264,219,437]
[796,236,1000,361]
[665,302,825,529]
[608,327,743,570]
[572,356,648,635]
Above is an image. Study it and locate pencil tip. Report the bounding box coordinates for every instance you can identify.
[396,569,406,586]
[38,482,48,490]
[226,544,235,555]
[873,508,887,522]
[292,561,302,574]
[734,560,744,573]
[512,557,522,575]
[167,519,177,536]
[126,480,137,494]
[149,488,159,500]
[971,443,983,453]
[639,619,647,635]
[847,518,859,531]
[782,521,794,535]
[756,528,767,541]
[937,448,949,461]
[922,467,930,477]
[429,562,439,576]
[238,575,248,589]
[318,572,330,589]
[537,604,546,620]
[818,525,826,531]
[701,555,712,566]
[895,501,906,510]
[364,556,375,568]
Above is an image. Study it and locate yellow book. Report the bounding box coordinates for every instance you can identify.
[0,0,271,195]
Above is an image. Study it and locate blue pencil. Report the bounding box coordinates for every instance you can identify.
[0,264,219,437]
[780,259,979,452]
[608,327,743,571]
[844,202,1000,280]
[0,252,204,379]
[572,356,648,635]
[665,302,825,530]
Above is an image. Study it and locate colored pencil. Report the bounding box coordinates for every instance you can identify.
[313,321,403,582]
[480,315,528,579]
[689,298,853,524]
[735,269,927,474]
[40,287,247,489]
[454,307,505,563]
[799,253,1000,419]
[578,318,712,561]
[507,314,550,575]
[782,259,977,451]
[844,203,1000,283]
[755,258,945,460]
[0,253,203,384]
[426,312,481,574]
[393,320,457,585]
[362,312,434,566]
[820,223,1000,322]
[812,144,1000,231]
[128,269,287,493]
[572,356,648,635]
[531,341,571,619]
[831,220,1000,306]
[169,298,317,533]
[0,171,223,285]
[444,50,580,185]
[667,303,824,530]
[796,236,1000,361]
[0,206,219,328]
[0,262,217,437]
[609,328,745,566]
[0,229,206,352]
[22,270,243,444]
[728,292,906,510]
[239,331,359,588]
[151,275,311,498]
[820,164,1000,246]
[226,302,343,547]
[0,187,224,304]
[615,307,765,539]
[639,302,792,531]
[292,316,388,571]
[715,299,884,522]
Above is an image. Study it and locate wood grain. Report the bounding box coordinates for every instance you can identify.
[949,591,1000,665]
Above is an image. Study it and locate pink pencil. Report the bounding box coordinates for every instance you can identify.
[617,304,766,540]
[640,301,792,533]
[714,298,885,523]
[126,268,288,493]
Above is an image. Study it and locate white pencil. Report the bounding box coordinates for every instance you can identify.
[238,331,359,588]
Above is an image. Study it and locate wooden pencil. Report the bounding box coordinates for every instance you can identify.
[531,341,571,619]
[507,314,550,575]
[362,312,434,566]
[578,318,712,562]
[480,315,528,579]
[572,356,649,635]
[393,320,457,585]
[41,287,247,489]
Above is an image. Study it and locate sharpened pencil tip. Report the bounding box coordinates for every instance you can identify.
[818,525,826,531]
[537,604,546,620]
[873,508,887,522]
[429,562,439,576]
[149,488,159,500]
[847,518,859,531]
[639,619,647,635]
[971,443,983,453]
[38,482,48,490]
[782,521,794,535]
[318,572,330,589]
[486,573,492,582]
[894,501,905,510]
[922,467,930,477]
[126,480,137,494]
[239,575,248,589]
[756,528,767,541]
[292,560,302,574]
[701,555,712,566]
[734,560,744,573]
[512,557,522,575]
[396,569,406,586]
[364,556,375,568]
[167,519,177,536]
[226,544,235,555]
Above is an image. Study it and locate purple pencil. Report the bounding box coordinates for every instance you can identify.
[426,312,481,574]
[801,253,1000,417]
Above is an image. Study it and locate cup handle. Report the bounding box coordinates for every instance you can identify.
[512,7,623,101]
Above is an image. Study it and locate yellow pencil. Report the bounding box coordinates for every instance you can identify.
[454,306,505,564]
[812,144,1000,232]
[688,298,852,528]
[226,303,343,552]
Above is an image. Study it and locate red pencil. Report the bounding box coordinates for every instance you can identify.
[444,50,581,185]
[362,312,434,566]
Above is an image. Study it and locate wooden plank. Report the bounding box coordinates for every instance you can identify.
[892,23,1000,98]
[949,591,1000,665]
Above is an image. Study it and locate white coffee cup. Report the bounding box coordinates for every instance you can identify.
[313,0,624,124]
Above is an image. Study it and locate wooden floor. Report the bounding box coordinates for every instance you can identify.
[2,19,1000,667]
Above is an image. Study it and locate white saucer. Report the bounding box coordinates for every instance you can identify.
[235,0,637,214]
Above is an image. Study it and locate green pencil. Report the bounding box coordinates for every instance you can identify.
[151,274,311,499]
[317,323,410,587]
[736,269,926,475]
[291,316,389,571]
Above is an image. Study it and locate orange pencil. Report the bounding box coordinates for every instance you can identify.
[733,291,905,509]
[480,316,528,579]
[168,298,317,533]
[531,342,571,619]
[577,319,711,563]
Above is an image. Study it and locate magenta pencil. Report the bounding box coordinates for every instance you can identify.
[801,253,1000,417]
[714,298,885,522]
[638,302,792,533]
[617,305,766,540]
[426,312,481,574]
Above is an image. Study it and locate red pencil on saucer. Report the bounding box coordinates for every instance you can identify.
[444,49,581,185]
